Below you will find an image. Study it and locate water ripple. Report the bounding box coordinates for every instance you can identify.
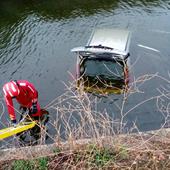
[0,0,170,133]
[118,0,170,15]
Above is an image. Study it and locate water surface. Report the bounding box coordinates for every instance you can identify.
[0,0,170,136]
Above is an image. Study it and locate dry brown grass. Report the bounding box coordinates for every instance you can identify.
[0,72,170,169]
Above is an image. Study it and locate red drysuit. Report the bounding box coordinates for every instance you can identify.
[3,80,41,121]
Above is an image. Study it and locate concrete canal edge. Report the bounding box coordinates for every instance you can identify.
[0,138,93,162]
[0,128,170,162]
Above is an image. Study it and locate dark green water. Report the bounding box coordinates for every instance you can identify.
[0,0,170,133]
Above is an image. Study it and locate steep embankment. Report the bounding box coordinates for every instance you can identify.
[0,128,170,169]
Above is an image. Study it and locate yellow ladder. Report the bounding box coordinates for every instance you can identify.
[0,121,36,140]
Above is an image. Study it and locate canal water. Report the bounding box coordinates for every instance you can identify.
[0,0,170,142]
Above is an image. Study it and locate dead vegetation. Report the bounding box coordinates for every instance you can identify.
[0,72,170,169]
[1,132,170,169]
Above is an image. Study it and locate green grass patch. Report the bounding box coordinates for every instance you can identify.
[12,160,35,170]
[11,157,48,170]
[80,144,116,168]
[73,144,129,168]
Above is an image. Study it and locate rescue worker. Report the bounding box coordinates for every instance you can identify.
[3,80,42,126]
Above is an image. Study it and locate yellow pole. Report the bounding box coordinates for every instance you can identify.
[0,121,36,140]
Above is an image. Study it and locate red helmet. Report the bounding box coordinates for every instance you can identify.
[3,81,20,97]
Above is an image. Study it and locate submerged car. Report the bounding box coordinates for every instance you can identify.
[71,28,131,94]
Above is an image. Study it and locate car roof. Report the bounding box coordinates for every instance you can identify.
[87,28,130,52]
[71,28,131,58]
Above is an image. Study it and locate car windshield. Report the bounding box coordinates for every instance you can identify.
[81,58,124,80]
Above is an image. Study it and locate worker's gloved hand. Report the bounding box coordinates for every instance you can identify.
[11,119,17,127]
[30,102,38,114]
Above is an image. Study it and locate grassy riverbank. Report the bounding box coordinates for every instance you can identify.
[1,129,170,170]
